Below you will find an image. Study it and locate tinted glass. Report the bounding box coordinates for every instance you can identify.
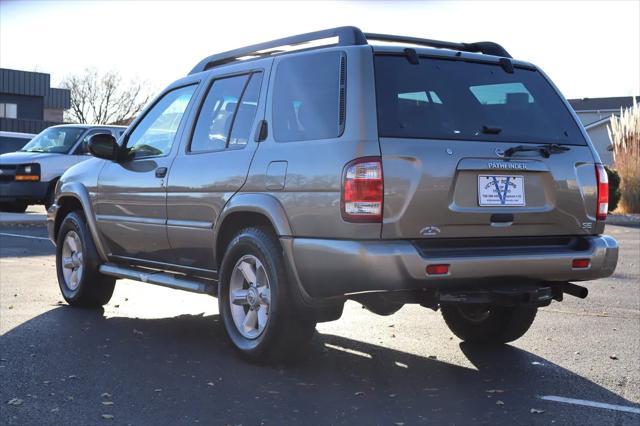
[374,56,586,145]
[273,51,342,142]
[127,85,196,158]
[21,126,86,153]
[228,73,263,149]
[191,75,248,152]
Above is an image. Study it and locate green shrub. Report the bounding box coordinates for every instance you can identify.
[605,166,621,212]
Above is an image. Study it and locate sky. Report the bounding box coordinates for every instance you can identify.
[1,0,639,100]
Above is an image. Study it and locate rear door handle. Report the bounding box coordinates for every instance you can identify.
[155,167,168,178]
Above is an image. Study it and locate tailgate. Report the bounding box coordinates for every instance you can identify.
[380,139,599,239]
[373,52,600,240]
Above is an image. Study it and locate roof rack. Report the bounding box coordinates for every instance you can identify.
[363,33,512,59]
[189,26,510,75]
[189,26,367,75]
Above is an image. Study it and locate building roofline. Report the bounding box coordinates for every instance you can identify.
[584,116,612,130]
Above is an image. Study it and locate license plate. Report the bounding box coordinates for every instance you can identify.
[478,175,525,206]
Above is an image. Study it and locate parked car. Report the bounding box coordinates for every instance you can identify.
[47,27,618,362]
[0,131,36,155]
[0,124,125,212]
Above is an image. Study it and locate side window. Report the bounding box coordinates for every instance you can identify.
[228,73,262,149]
[272,51,344,142]
[190,73,262,153]
[127,85,196,159]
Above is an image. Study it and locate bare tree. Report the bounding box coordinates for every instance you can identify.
[61,69,151,125]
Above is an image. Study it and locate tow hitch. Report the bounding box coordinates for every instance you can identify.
[438,282,588,307]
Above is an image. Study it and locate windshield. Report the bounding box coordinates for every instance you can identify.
[374,55,586,145]
[20,127,87,153]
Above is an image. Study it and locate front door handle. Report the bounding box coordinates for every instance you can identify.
[155,167,168,178]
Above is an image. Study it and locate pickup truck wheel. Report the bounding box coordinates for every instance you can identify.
[219,227,316,363]
[56,211,115,307]
[0,202,28,213]
[44,186,56,210]
[441,304,537,344]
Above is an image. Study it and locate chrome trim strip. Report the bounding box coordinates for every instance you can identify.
[96,214,166,226]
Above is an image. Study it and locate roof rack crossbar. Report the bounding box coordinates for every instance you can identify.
[189,26,367,75]
[363,32,512,58]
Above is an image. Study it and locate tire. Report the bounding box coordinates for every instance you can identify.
[441,304,537,344]
[218,227,316,363]
[56,211,115,307]
[0,202,28,213]
[44,185,56,210]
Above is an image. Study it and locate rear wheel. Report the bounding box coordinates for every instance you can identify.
[56,211,115,307]
[219,227,316,363]
[441,304,537,344]
[0,202,28,213]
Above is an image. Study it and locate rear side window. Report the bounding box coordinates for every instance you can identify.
[272,51,344,142]
[374,56,586,145]
[229,73,262,148]
[191,72,263,152]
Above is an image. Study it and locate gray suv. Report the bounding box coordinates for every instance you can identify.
[47,27,618,362]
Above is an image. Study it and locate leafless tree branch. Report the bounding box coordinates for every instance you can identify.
[61,68,151,125]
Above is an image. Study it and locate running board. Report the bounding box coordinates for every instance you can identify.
[99,263,216,295]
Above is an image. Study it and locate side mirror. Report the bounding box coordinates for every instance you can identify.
[88,133,119,161]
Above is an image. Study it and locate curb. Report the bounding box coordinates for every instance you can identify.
[606,214,640,227]
[0,220,47,228]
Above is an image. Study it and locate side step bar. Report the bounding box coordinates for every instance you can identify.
[99,263,216,295]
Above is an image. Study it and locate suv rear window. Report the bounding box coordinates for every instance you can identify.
[374,55,586,145]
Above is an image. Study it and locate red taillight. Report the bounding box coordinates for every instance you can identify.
[595,164,608,221]
[426,264,449,275]
[572,258,590,269]
[341,157,383,223]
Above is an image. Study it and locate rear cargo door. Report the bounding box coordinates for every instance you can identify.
[374,54,600,239]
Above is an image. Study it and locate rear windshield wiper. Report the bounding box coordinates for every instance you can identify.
[504,143,570,158]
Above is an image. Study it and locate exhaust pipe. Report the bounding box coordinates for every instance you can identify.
[562,282,589,299]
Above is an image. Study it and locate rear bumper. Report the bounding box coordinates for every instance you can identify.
[285,235,619,298]
[0,181,49,203]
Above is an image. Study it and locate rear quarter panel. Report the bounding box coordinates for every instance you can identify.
[242,45,382,239]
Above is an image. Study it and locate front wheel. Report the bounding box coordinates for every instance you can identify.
[56,211,115,307]
[44,186,56,210]
[218,227,316,363]
[441,304,537,344]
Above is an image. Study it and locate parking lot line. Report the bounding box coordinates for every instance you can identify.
[539,395,640,414]
[0,232,50,241]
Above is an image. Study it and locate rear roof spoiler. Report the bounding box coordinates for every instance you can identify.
[189,26,511,75]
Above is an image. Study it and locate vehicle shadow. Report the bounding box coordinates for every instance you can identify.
[1,307,638,426]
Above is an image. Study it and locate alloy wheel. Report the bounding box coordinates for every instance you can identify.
[229,254,271,339]
[61,230,83,291]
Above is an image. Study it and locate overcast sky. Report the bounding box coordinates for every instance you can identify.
[1,0,638,99]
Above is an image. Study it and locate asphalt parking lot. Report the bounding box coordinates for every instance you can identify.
[0,220,638,425]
